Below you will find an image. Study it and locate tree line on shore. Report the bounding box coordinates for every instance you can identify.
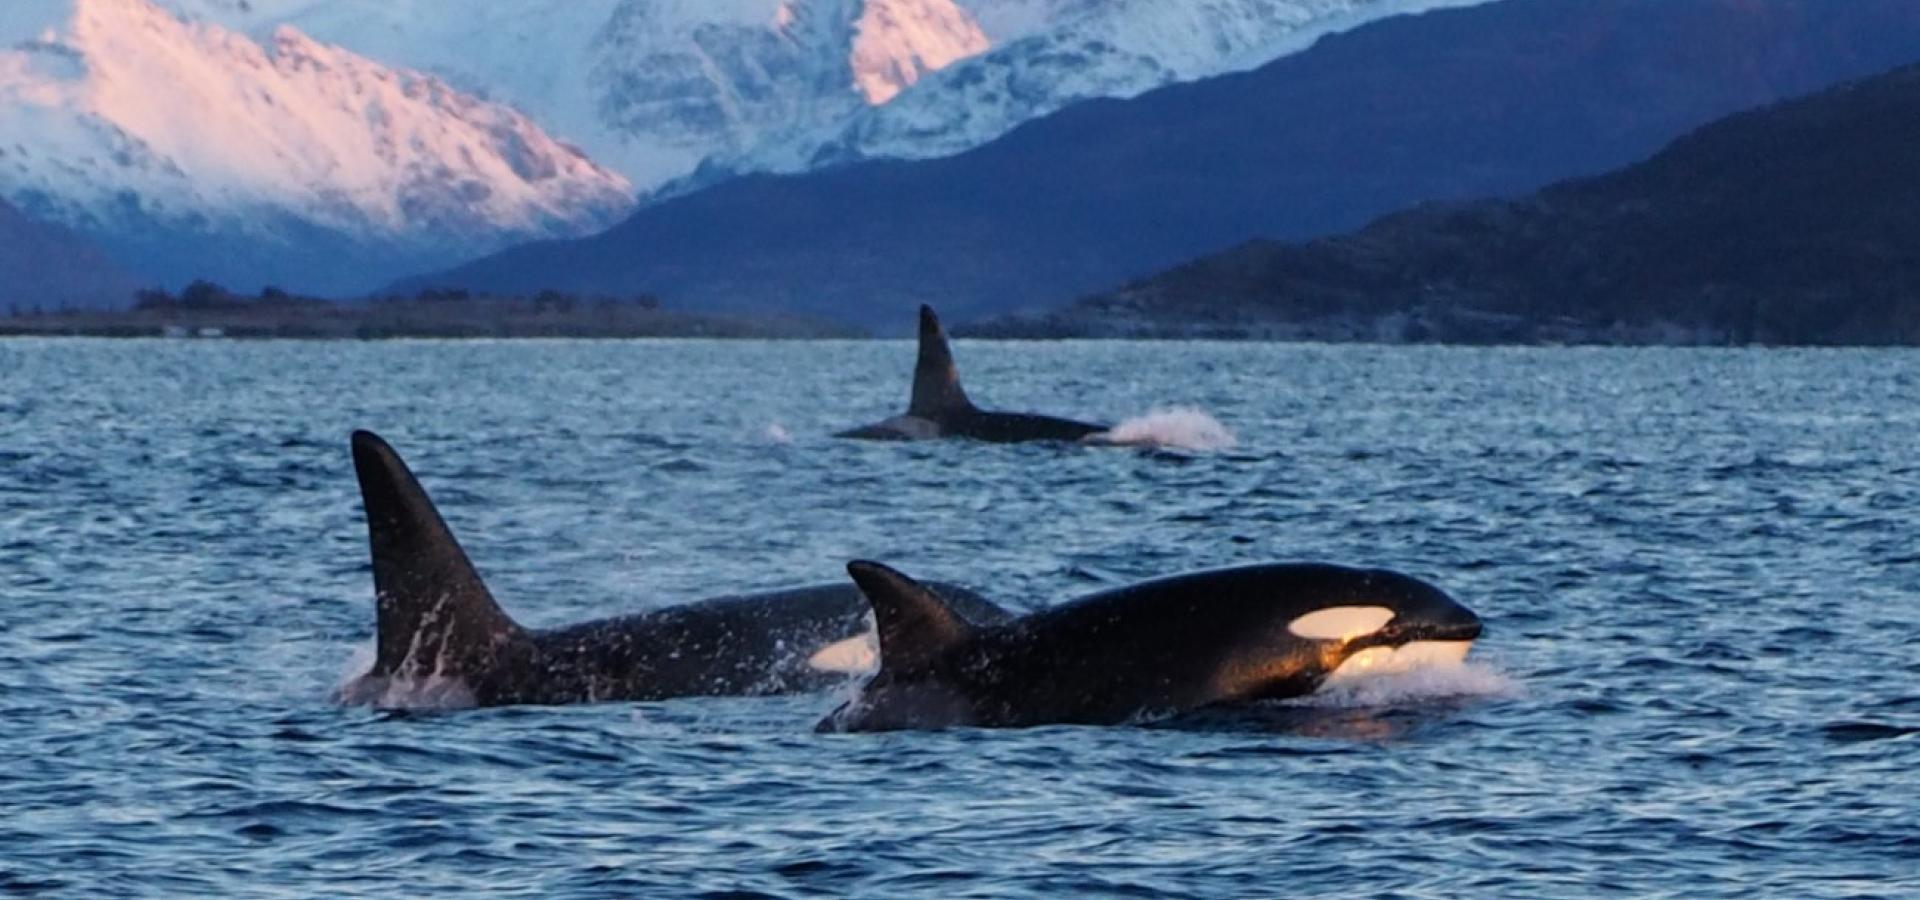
[3,282,667,317]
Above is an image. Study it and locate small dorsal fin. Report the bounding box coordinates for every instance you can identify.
[351,431,524,678]
[846,561,977,672]
[907,304,974,418]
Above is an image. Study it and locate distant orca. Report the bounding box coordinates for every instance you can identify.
[819,561,1483,732]
[836,305,1108,442]
[337,431,1010,707]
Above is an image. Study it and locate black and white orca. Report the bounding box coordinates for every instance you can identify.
[835,305,1107,443]
[819,561,1483,732]
[337,431,1009,707]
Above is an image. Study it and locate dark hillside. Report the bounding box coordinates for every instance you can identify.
[996,64,1920,344]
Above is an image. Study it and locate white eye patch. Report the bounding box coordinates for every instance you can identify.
[1287,606,1396,641]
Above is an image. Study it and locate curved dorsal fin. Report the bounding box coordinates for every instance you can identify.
[908,304,974,418]
[351,430,524,677]
[847,561,977,672]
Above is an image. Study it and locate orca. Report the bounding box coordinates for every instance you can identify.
[835,305,1108,443]
[336,431,1010,708]
[818,561,1484,732]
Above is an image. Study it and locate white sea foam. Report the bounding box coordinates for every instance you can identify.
[339,673,479,710]
[331,640,478,710]
[1296,660,1521,709]
[764,423,794,444]
[1088,407,1236,451]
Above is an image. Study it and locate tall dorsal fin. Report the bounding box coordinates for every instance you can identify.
[846,561,977,672]
[351,430,524,678]
[908,304,974,418]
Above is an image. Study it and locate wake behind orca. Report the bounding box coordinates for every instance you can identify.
[338,431,1010,708]
[819,561,1483,732]
[836,305,1108,443]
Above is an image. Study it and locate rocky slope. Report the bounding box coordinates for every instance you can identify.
[396,0,1920,328]
[998,65,1920,345]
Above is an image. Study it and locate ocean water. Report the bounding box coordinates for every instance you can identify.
[2,338,1917,897]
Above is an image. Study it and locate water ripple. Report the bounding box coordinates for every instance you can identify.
[3,340,1918,897]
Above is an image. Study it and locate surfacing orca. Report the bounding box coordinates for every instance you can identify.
[835,305,1108,443]
[337,431,1010,708]
[819,561,1483,732]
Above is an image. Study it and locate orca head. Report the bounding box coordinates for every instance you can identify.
[1276,567,1483,688]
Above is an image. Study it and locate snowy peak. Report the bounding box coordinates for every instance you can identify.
[586,0,987,108]
[133,0,1503,198]
[851,0,989,104]
[0,0,634,292]
[585,0,989,169]
[149,0,997,190]
[805,0,1500,166]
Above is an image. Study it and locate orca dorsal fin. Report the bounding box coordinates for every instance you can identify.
[847,561,977,672]
[907,304,974,419]
[351,430,524,678]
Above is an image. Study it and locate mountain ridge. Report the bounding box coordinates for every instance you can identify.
[158,0,1467,194]
[395,0,1920,328]
[989,63,1920,344]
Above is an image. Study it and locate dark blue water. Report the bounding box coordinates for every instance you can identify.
[3,339,1917,897]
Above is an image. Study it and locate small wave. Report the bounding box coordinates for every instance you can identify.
[1088,407,1236,451]
[1292,661,1520,709]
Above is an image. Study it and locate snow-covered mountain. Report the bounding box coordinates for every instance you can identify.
[1,0,1500,295]
[156,0,1483,195]
[0,0,633,294]
[749,0,1498,171]
[160,0,993,193]
[399,0,1920,329]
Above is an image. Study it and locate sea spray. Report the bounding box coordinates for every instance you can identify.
[331,641,479,710]
[1292,660,1521,709]
[1089,407,1236,451]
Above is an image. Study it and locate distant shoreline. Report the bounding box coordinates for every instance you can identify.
[7,297,1918,347]
[9,321,1918,348]
[0,298,858,341]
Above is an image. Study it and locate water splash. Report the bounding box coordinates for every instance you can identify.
[331,642,478,710]
[335,670,479,710]
[1293,661,1521,709]
[1088,407,1236,451]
